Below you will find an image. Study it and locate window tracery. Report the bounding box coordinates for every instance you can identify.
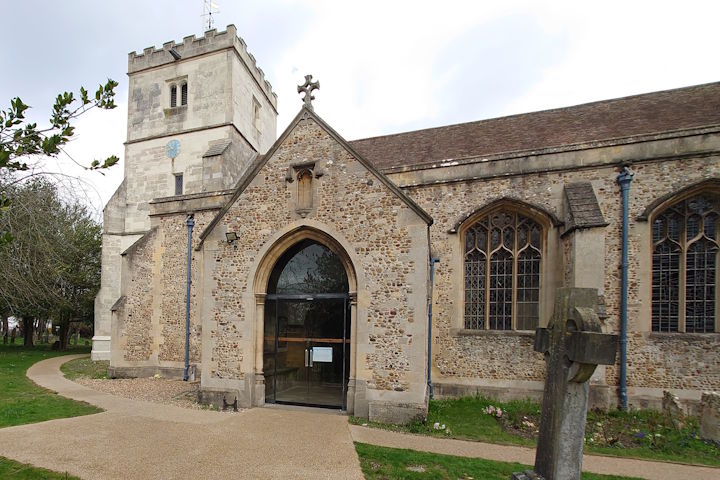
[652,193,719,333]
[464,209,543,330]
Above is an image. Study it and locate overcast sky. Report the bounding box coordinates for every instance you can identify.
[2,0,720,213]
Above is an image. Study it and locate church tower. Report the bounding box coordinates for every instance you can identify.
[92,25,278,359]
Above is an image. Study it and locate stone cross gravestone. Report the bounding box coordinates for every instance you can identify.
[512,288,618,480]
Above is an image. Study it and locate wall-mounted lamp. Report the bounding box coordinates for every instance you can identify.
[225,232,238,243]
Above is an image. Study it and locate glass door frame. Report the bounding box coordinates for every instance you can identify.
[265,292,350,409]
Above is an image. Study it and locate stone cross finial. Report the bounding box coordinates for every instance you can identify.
[297,75,320,110]
[512,288,618,480]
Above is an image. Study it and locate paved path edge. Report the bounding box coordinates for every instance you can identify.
[19,355,720,480]
[349,424,720,480]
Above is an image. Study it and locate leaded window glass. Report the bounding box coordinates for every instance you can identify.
[268,240,348,295]
[180,83,188,106]
[652,193,719,333]
[464,210,542,330]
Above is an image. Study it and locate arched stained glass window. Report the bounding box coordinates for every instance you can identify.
[268,240,348,295]
[652,193,719,333]
[464,210,543,330]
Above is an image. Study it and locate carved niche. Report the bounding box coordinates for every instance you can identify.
[286,162,324,218]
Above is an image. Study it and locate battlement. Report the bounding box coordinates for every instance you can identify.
[128,25,277,108]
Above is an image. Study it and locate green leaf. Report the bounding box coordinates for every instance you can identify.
[103,155,119,168]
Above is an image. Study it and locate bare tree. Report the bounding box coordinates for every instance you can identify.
[0,80,118,245]
[0,179,101,348]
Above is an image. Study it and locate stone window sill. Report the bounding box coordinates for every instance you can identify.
[648,331,720,340]
[451,328,536,338]
[164,105,188,116]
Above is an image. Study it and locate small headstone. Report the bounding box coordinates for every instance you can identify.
[512,288,618,480]
[699,391,720,443]
[510,471,545,480]
[662,390,685,430]
[405,465,426,473]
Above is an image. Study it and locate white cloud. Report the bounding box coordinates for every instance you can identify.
[6,0,720,209]
[271,0,515,137]
[501,0,720,114]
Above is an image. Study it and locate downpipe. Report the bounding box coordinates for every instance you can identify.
[184,214,195,381]
[427,256,440,400]
[616,167,633,410]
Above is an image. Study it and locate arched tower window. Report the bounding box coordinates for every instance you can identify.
[180,82,188,106]
[170,84,177,108]
[463,209,543,330]
[652,193,719,333]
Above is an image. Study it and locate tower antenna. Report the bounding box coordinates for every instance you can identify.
[201,0,220,32]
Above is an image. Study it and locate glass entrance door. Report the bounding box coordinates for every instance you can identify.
[262,239,351,409]
[264,296,350,408]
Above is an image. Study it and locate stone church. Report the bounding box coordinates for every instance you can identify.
[92,25,719,423]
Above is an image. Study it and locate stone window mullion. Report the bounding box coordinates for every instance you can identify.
[679,227,687,333]
[511,221,519,331]
[716,246,720,332]
[484,235,490,330]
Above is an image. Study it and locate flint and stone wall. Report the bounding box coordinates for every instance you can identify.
[109,194,228,378]
[199,116,430,422]
[389,130,720,408]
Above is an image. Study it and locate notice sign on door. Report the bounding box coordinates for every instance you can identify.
[312,347,333,363]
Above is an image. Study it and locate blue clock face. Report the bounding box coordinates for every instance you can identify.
[165,139,180,159]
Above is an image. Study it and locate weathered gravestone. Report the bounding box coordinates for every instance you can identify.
[512,288,618,480]
[699,391,720,444]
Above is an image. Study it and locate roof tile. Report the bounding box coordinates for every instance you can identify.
[349,82,720,170]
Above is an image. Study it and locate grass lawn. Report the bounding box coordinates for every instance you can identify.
[60,357,109,380]
[0,457,81,480]
[351,395,720,467]
[0,343,105,479]
[0,343,102,428]
[355,443,641,480]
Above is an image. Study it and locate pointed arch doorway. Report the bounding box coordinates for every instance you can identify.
[263,239,351,409]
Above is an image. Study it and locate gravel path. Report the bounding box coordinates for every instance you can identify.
[74,377,228,411]
[0,354,364,480]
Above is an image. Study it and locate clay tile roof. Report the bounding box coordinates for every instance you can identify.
[349,82,720,170]
[563,182,607,235]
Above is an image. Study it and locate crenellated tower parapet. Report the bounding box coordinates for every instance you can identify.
[128,24,276,110]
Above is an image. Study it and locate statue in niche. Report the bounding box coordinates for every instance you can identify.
[297,168,313,213]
